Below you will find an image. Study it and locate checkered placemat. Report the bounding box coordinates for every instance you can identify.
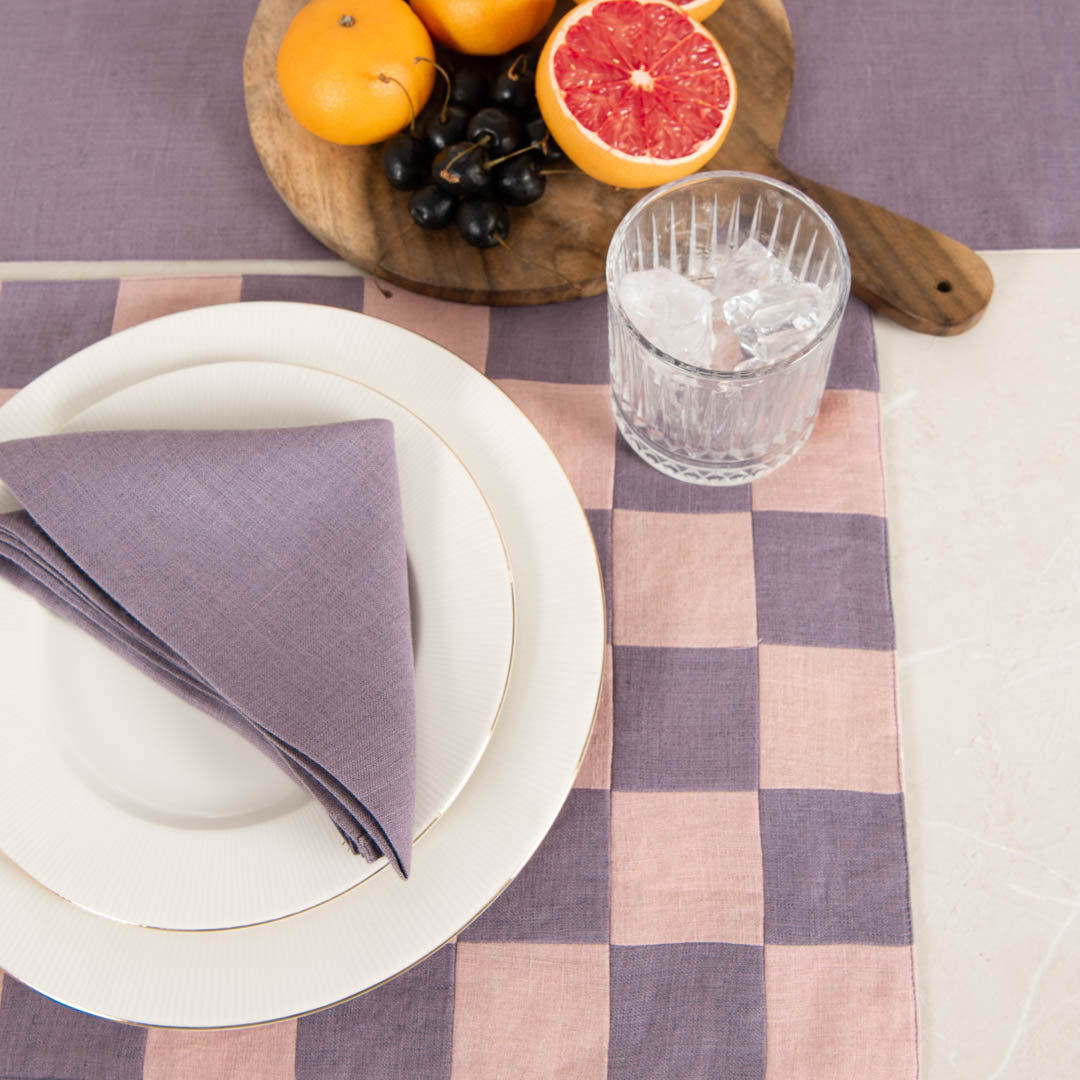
[0,275,916,1079]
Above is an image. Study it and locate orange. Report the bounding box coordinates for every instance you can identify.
[537,0,737,189]
[276,0,436,145]
[409,0,557,56]
[574,0,724,19]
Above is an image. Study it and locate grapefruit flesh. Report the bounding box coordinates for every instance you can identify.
[537,0,737,188]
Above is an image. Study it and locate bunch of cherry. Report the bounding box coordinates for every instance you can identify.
[381,52,566,248]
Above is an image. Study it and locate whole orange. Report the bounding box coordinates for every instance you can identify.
[276,0,435,145]
[409,0,556,56]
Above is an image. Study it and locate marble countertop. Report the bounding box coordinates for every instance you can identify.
[875,250,1080,1077]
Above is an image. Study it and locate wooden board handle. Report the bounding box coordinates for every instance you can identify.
[768,162,994,335]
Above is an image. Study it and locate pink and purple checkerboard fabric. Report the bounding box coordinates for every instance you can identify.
[0,276,916,1078]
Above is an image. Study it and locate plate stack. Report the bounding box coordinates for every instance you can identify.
[0,302,605,1028]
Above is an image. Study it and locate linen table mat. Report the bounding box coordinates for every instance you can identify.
[0,277,914,1079]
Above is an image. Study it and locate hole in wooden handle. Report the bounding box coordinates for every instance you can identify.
[937,280,953,293]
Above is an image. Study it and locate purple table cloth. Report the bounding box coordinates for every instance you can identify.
[0,0,1076,261]
[0,0,1076,1076]
[0,422,416,875]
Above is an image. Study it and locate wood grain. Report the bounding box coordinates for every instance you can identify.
[243,0,992,333]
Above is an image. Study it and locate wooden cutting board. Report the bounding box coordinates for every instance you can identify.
[243,0,992,334]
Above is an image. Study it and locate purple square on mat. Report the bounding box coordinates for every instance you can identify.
[586,508,612,641]
[613,437,752,514]
[0,280,119,388]
[240,276,365,310]
[612,647,758,791]
[824,302,879,392]
[295,942,455,1080]
[753,511,895,651]
[609,943,765,1080]
[0,976,146,1080]
[460,789,609,943]
[485,296,608,383]
[760,789,913,946]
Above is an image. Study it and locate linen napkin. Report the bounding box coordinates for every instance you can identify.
[0,420,416,877]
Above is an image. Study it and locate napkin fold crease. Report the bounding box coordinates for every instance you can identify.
[0,421,416,877]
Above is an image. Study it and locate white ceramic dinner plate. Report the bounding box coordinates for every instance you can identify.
[0,302,605,1028]
[0,360,515,931]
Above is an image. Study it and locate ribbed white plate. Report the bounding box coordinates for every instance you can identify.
[0,359,514,931]
[0,302,605,1028]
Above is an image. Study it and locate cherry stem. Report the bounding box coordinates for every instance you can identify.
[507,53,527,81]
[485,141,542,169]
[414,56,452,123]
[495,236,582,292]
[540,168,579,176]
[377,72,416,134]
[447,140,485,167]
[438,138,489,182]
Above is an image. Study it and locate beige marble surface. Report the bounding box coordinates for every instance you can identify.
[875,250,1080,1078]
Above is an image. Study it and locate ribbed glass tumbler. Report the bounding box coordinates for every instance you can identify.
[606,172,851,486]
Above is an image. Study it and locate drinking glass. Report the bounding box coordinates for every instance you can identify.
[607,171,851,485]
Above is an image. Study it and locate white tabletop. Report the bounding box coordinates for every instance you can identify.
[875,250,1080,1077]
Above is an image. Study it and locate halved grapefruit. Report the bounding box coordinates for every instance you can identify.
[536,0,737,189]
[575,0,725,21]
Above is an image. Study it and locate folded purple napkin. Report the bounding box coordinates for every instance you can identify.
[0,421,416,877]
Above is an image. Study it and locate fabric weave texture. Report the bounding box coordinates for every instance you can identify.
[0,421,417,876]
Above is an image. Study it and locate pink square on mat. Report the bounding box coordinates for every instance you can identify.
[111,276,242,335]
[765,944,918,1080]
[575,645,613,789]
[363,287,490,373]
[752,390,886,516]
[611,791,763,946]
[493,380,615,510]
[612,509,757,648]
[0,389,17,408]
[144,1022,297,1080]
[451,943,609,1080]
[759,645,900,793]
